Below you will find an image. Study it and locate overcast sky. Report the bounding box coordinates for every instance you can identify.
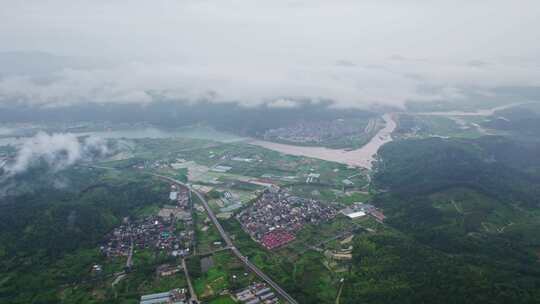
[1,0,540,108]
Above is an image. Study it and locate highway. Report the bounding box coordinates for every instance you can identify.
[154,174,298,304]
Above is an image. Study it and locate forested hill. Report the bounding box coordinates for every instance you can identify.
[374,136,540,208]
[0,168,169,303]
[483,103,540,140]
[340,136,540,304]
[0,100,376,137]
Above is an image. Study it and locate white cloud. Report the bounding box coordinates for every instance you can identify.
[0,0,539,108]
[267,98,301,108]
[1,59,538,109]
[4,132,109,175]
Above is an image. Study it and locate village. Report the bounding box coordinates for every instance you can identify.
[140,288,189,304]
[262,119,373,145]
[237,187,338,250]
[89,140,384,304]
[234,282,281,304]
[101,185,195,260]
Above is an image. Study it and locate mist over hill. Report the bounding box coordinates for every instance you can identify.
[0,100,379,136]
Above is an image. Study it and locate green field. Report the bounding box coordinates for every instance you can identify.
[188,250,258,301]
[220,217,357,303]
[10,119,540,304]
[208,295,236,304]
[397,114,486,139]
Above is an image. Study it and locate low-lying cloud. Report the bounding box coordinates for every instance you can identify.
[1,0,540,108]
[1,58,539,109]
[4,132,109,175]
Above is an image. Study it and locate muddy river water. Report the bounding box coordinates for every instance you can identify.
[248,103,525,170]
[249,113,397,170]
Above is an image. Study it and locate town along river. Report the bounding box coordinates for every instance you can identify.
[248,113,397,170]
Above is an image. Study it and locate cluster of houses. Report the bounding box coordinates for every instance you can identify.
[102,185,195,259]
[216,191,244,213]
[155,264,183,277]
[101,219,132,258]
[263,119,363,144]
[260,230,295,250]
[102,215,191,258]
[133,159,173,170]
[140,288,188,304]
[305,172,320,183]
[169,185,190,207]
[234,283,280,304]
[238,187,338,250]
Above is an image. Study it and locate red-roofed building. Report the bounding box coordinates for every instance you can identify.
[371,210,386,222]
[261,230,295,250]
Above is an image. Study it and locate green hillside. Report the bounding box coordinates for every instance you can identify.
[341,136,540,303]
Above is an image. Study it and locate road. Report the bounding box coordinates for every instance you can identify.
[154,174,299,304]
[126,234,134,268]
[299,227,361,255]
[181,258,199,304]
[335,279,345,304]
[111,273,126,287]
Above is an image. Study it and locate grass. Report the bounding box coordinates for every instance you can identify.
[125,137,371,195]
[191,250,257,301]
[138,273,187,294]
[414,115,486,138]
[221,218,344,303]
[429,187,528,234]
[194,267,228,297]
[135,204,160,217]
[208,295,236,304]
[339,191,372,205]
[194,211,223,254]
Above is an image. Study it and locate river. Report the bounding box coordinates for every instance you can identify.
[249,113,397,170]
[0,103,522,169]
[248,102,530,169]
[411,102,525,117]
[0,126,245,147]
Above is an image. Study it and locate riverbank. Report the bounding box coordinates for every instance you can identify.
[249,113,397,170]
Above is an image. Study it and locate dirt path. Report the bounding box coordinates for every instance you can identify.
[335,280,345,304]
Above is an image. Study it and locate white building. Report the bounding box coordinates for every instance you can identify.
[345,211,366,219]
